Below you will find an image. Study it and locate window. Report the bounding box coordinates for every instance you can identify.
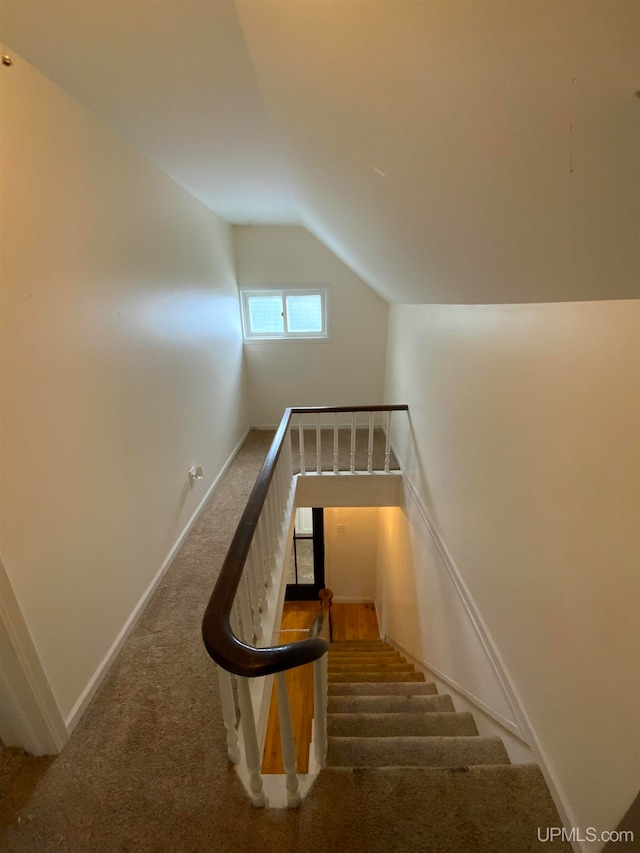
[240,288,327,341]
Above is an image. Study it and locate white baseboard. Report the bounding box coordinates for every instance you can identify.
[65,427,251,732]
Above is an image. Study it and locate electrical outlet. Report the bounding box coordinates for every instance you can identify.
[189,465,204,487]
[337,523,346,533]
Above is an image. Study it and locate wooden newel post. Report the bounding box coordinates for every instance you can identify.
[318,588,333,642]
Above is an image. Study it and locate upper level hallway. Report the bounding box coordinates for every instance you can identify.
[0,430,572,853]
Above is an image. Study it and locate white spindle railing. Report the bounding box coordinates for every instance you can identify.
[237,676,267,807]
[350,412,357,473]
[294,407,399,476]
[384,410,392,473]
[217,667,240,765]
[298,416,306,474]
[206,406,406,809]
[313,653,328,768]
[276,671,301,806]
[367,411,374,473]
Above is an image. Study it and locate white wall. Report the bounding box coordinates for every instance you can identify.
[324,507,378,602]
[384,300,640,849]
[0,51,249,726]
[375,499,535,765]
[233,225,388,426]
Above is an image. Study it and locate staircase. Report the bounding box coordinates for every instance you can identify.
[321,639,572,853]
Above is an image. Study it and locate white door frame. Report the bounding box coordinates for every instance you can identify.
[0,558,68,754]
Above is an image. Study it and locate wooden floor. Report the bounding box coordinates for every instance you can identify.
[330,602,379,641]
[261,602,380,774]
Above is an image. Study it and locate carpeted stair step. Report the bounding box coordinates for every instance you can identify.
[328,661,415,673]
[328,693,454,714]
[328,671,425,683]
[328,711,477,738]
[329,646,402,654]
[327,735,510,768]
[328,680,437,696]
[311,765,573,852]
[328,652,407,663]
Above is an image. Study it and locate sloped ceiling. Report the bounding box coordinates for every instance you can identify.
[2,0,639,303]
[0,0,299,224]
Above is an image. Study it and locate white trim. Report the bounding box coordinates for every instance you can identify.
[394,444,583,852]
[385,636,521,737]
[0,561,69,754]
[401,471,525,736]
[65,427,251,731]
[240,287,328,343]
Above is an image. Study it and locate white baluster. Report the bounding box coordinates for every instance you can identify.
[230,600,241,638]
[316,413,321,474]
[237,677,267,807]
[277,460,286,528]
[238,573,254,644]
[384,410,392,473]
[367,411,374,473]
[245,551,263,640]
[217,667,240,764]
[273,462,283,529]
[313,654,328,768]
[248,547,267,620]
[265,492,276,582]
[254,524,270,594]
[350,411,356,473]
[284,429,294,503]
[276,671,301,807]
[285,425,294,479]
[258,516,273,589]
[298,415,306,474]
[333,413,339,474]
[273,475,283,552]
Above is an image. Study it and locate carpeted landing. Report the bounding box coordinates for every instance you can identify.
[0,430,570,852]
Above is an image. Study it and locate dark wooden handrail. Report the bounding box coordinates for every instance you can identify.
[201,405,408,678]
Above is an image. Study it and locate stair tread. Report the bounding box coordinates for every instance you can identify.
[328,681,437,695]
[328,656,408,661]
[328,711,478,737]
[327,735,510,768]
[329,671,425,682]
[308,765,572,852]
[328,662,415,671]
[328,694,454,713]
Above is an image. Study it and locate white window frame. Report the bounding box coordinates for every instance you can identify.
[240,287,328,342]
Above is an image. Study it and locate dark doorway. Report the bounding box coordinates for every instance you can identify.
[285,508,325,600]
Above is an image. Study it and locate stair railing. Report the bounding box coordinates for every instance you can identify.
[309,588,333,769]
[202,405,408,806]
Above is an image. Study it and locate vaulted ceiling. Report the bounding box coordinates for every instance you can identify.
[2,1,638,303]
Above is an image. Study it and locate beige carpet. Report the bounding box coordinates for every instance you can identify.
[0,430,570,852]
